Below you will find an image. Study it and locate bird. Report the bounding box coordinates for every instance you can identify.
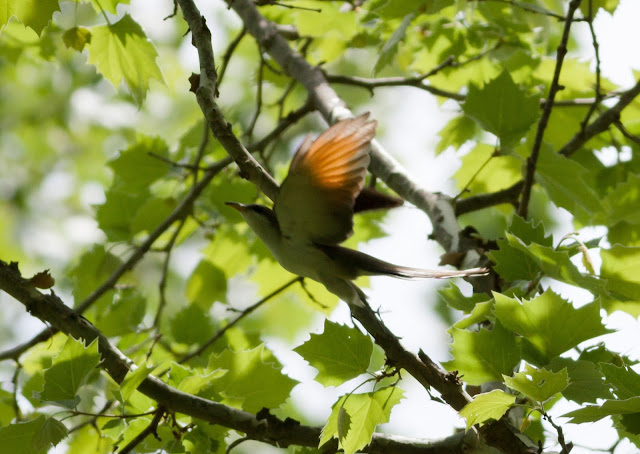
[226,113,487,307]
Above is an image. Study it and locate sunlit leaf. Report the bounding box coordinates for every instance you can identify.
[504,364,568,403]
[0,0,60,35]
[207,345,298,412]
[443,321,520,385]
[294,320,373,386]
[320,386,404,454]
[460,390,516,430]
[0,415,67,454]
[40,337,101,407]
[494,290,611,365]
[463,70,540,147]
[87,14,164,105]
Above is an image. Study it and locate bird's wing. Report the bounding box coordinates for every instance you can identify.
[275,113,377,245]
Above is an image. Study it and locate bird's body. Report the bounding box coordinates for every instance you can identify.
[227,113,487,307]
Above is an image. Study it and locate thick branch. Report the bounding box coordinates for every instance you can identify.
[0,260,479,454]
[518,0,582,219]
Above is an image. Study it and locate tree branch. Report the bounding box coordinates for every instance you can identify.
[223,0,471,256]
[0,158,230,363]
[0,260,481,454]
[456,181,524,216]
[518,0,582,219]
[559,78,640,156]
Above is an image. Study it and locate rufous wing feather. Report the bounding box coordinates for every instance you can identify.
[275,113,377,245]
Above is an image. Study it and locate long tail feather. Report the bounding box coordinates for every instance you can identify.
[320,245,489,279]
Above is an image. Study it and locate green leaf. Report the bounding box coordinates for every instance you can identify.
[489,232,608,296]
[462,70,540,147]
[460,389,516,430]
[108,136,171,189]
[170,304,215,345]
[536,144,603,223]
[548,357,613,404]
[368,0,453,18]
[0,0,60,35]
[294,2,356,39]
[599,363,640,400]
[372,13,414,76]
[93,287,146,337]
[580,0,619,16]
[294,320,373,387]
[62,27,92,52]
[454,143,521,195]
[436,115,478,154]
[131,197,178,234]
[563,397,640,424]
[0,389,15,425]
[507,215,552,247]
[40,337,101,408]
[320,386,404,454]
[443,321,520,385]
[119,363,155,403]
[494,290,611,365]
[69,246,122,309]
[207,345,297,412]
[600,174,640,225]
[453,300,495,329]
[600,245,640,315]
[504,364,568,402]
[438,282,491,313]
[0,415,67,454]
[96,137,171,240]
[87,14,164,105]
[86,0,131,15]
[185,259,227,310]
[167,363,225,395]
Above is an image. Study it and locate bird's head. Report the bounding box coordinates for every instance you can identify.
[225,202,281,243]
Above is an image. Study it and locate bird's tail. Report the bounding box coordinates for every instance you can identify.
[320,245,489,279]
[379,264,488,279]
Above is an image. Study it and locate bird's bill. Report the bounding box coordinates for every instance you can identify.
[225,201,248,212]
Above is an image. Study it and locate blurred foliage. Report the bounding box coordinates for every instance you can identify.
[2,0,640,453]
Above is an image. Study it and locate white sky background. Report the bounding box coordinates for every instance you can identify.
[3,0,640,453]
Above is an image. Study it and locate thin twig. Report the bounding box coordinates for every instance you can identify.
[0,158,230,362]
[177,277,303,365]
[153,218,186,329]
[68,400,115,434]
[11,361,22,421]
[454,147,499,201]
[64,408,158,420]
[226,437,251,453]
[146,152,208,171]
[580,0,603,129]
[559,78,640,156]
[543,412,572,454]
[473,0,587,21]
[117,407,165,454]
[455,181,523,215]
[218,27,247,86]
[614,120,640,146]
[246,98,315,153]
[518,0,582,219]
[245,45,266,141]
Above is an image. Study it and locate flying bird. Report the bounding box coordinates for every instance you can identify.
[226,113,487,307]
